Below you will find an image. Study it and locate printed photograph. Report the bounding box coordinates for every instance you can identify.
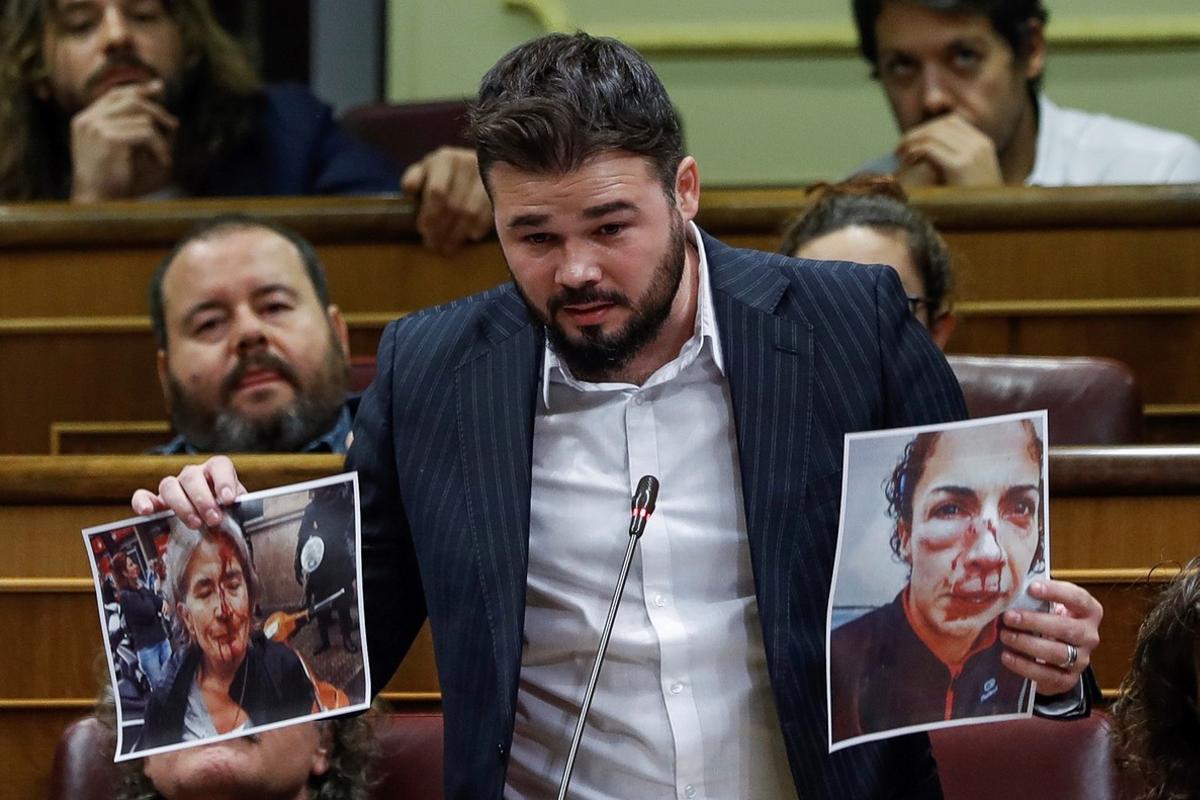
[826,412,1049,752]
[82,473,369,760]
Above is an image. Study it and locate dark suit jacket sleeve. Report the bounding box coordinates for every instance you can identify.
[874,264,964,799]
[201,84,401,197]
[345,320,428,696]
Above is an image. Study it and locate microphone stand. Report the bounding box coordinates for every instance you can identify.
[556,476,658,800]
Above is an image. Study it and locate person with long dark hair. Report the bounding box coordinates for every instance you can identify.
[1113,558,1200,800]
[112,550,172,689]
[0,0,490,252]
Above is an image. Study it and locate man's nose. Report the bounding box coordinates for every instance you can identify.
[555,240,602,288]
[99,8,135,51]
[919,67,955,118]
[231,307,268,353]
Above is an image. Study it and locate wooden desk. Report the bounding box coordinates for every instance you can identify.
[2,185,1199,452]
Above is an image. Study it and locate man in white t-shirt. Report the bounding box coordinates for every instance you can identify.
[852,0,1200,187]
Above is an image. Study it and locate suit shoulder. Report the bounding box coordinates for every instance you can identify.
[707,233,886,289]
[382,284,527,364]
[393,283,518,330]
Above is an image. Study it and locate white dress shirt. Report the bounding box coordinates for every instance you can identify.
[856,94,1200,186]
[504,223,794,800]
[1028,95,1200,186]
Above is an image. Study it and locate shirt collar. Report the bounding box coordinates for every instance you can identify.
[541,221,724,408]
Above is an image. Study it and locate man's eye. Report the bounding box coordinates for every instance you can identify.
[129,1,167,21]
[881,56,917,80]
[597,223,624,236]
[951,47,982,70]
[524,232,552,245]
[260,302,292,316]
[60,15,98,34]
[192,318,223,336]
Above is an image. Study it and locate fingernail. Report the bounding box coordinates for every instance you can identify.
[187,514,202,529]
[220,487,234,504]
[206,508,222,526]
[1006,610,1022,624]
[1029,581,1045,596]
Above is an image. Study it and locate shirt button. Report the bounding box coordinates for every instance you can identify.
[654,593,666,607]
[685,785,697,798]
[670,682,683,695]
[633,394,645,405]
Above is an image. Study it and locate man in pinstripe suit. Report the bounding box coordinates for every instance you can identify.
[137,31,1102,799]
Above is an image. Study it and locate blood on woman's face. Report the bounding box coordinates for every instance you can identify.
[177,534,251,671]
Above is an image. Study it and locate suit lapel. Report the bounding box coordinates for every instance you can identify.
[705,232,814,679]
[454,288,541,722]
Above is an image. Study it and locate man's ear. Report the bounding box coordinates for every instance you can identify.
[673,156,700,222]
[156,350,172,409]
[326,305,350,359]
[1021,18,1047,82]
[929,311,957,350]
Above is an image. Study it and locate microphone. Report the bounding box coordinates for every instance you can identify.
[628,474,659,538]
[556,475,661,800]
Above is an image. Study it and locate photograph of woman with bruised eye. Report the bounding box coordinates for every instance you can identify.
[827,413,1047,749]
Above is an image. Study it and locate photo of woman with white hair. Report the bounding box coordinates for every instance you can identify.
[139,513,316,749]
[84,473,367,759]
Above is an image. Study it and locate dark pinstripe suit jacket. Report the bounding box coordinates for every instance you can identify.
[347,230,967,798]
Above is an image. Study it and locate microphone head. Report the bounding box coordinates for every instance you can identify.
[631,475,659,517]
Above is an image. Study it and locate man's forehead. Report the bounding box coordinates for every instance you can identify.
[491,153,662,220]
[876,3,999,51]
[52,0,169,14]
[163,228,316,312]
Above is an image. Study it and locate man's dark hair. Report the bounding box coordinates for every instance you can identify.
[884,419,1046,573]
[468,31,685,196]
[0,0,263,201]
[148,214,332,349]
[851,0,1049,96]
[779,175,953,326]
[1113,558,1200,800]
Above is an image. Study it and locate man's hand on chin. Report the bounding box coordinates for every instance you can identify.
[69,80,178,202]
[893,113,1003,188]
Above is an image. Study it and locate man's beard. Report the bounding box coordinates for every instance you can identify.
[516,215,687,382]
[166,336,349,453]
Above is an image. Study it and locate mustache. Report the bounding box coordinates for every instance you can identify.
[546,286,629,318]
[220,352,300,400]
[84,52,161,95]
